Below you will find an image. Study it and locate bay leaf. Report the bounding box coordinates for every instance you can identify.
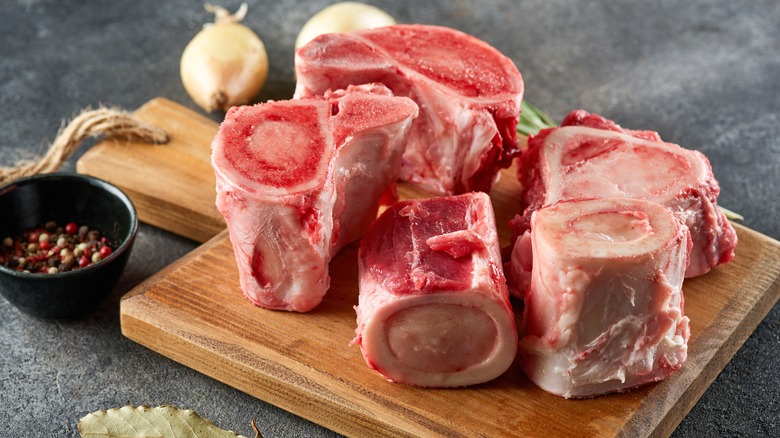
[78,405,249,438]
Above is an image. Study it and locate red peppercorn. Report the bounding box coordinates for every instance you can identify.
[1,220,118,274]
[65,222,79,235]
[99,246,112,258]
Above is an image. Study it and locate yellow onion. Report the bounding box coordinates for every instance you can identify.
[180,3,268,112]
[295,2,396,49]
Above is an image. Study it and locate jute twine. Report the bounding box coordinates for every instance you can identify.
[0,107,169,186]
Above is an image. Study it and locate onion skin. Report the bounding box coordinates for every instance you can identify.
[180,16,268,112]
[295,2,396,49]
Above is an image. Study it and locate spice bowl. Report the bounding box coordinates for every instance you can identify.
[0,173,138,320]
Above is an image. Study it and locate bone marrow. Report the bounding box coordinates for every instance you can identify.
[354,193,517,387]
[509,110,737,298]
[211,84,418,311]
[519,198,691,398]
[295,24,524,195]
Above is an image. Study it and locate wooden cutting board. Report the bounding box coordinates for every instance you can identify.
[77,98,224,243]
[80,98,780,437]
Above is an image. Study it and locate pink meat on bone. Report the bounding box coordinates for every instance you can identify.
[353,192,517,387]
[294,24,524,195]
[211,84,418,312]
[519,198,691,398]
[508,110,737,297]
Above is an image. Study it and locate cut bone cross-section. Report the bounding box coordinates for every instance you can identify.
[295,24,524,195]
[509,110,737,297]
[353,192,517,387]
[211,84,418,312]
[519,198,691,398]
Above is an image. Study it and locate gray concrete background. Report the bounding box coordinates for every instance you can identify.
[1,0,778,436]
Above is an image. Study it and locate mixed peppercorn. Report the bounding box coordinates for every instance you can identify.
[0,221,117,274]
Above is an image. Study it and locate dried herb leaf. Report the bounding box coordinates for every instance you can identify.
[78,405,248,438]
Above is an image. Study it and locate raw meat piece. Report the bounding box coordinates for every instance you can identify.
[519,198,691,398]
[353,193,517,387]
[211,84,418,312]
[294,24,524,195]
[509,110,737,296]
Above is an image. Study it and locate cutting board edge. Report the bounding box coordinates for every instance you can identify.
[635,261,780,438]
[138,97,214,125]
[120,296,429,438]
[119,230,427,437]
[89,172,222,243]
[76,97,225,243]
[119,223,780,438]
[623,223,780,437]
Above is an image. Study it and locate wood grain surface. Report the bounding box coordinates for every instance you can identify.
[90,98,779,436]
[77,98,224,242]
[120,218,779,438]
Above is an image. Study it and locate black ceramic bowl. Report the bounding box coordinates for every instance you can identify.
[0,173,137,319]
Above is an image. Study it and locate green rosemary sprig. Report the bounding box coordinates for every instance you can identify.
[719,206,744,222]
[517,100,557,137]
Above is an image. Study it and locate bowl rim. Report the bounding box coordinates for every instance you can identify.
[0,172,138,279]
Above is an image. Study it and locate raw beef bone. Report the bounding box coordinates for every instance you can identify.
[353,193,517,387]
[294,24,524,195]
[520,198,691,398]
[508,110,737,296]
[211,84,418,312]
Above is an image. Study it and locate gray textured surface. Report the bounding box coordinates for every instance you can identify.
[1,0,778,436]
